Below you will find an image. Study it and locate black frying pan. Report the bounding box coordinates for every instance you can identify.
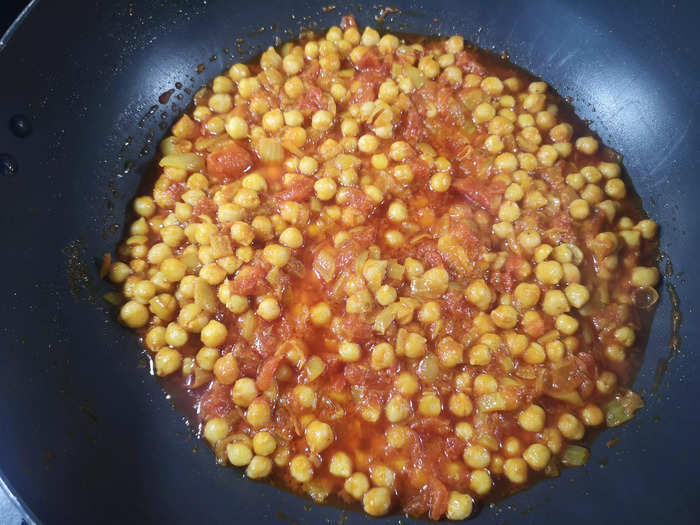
[0,1,698,523]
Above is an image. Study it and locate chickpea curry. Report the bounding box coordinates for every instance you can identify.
[106,15,660,520]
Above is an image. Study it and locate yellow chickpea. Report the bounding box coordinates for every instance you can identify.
[154,348,182,376]
[227,442,253,466]
[246,455,273,479]
[523,443,551,471]
[363,487,391,516]
[518,404,546,432]
[446,491,473,520]
[305,420,334,453]
[289,455,314,482]
[120,300,149,328]
[558,413,585,440]
[203,417,229,444]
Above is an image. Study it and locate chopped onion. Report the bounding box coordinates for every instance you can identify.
[100,253,112,279]
[159,152,204,171]
[102,291,123,306]
[561,445,590,467]
[605,389,644,427]
[633,286,659,309]
[194,278,217,313]
[255,137,284,163]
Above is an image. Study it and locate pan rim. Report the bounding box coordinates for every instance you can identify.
[0,0,38,53]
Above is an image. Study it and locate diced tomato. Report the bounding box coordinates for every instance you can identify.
[298,84,326,112]
[399,108,428,142]
[455,50,486,75]
[341,313,373,342]
[348,70,385,104]
[256,354,284,391]
[340,14,357,29]
[273,175,314,202]
[354,48,389,74]
[199,382,233,419]
[230,262,270,296]
[452,177,504,214]
[299,61,321,82]
[232,345,260,377]
[206,142,253,182]
[342,187,375,214]
[427,476,449,521]
[193,197,216,218]
[414,240,445,267]
[165,182,186,202]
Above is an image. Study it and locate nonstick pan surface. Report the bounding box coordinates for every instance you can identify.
[0,1,698,523]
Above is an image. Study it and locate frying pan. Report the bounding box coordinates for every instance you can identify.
[0,1,698,523]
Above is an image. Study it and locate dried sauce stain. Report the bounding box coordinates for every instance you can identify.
[605,436,620,448]
[376,6,400,24]
[651,252,682,393]
[63,239,90,299]
[159,89,175,104]
[138,105,159,128]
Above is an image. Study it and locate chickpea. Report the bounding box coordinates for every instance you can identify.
[469,469,492,496]
[120,300,149,328]
[631,266,660,287]
[201,320,227,347]
[535,260,563,285]
[370,464,396,489]
[232,378,258,407]
[252,431,276,456]
[503,458,528,484]
[473,102,496,123]
[385,395,411,422]
[246,398,271,428]
[466,279,493,310]
[339,341,361,362]
[312,110,333,131]
[481,76,504,95]
[289,455,314,482]
[345,472,370,500]
[314,177,337,200]
[418,392,442,416]
[575,136,599,155]
[542,290,570,316]
[213,353,239,385]
[305,420,334,453]
[144,326,165,352]
[394,372,419,397]
[154,348,182,376]
[430,172,452,192]
[513,283,541,309]
[597,370,618,394]
[246,455,273,479]
[448,393,473,417]
[371,342,396,370]
[363,487,391,516]
[490,304,518,329]
[279,227,303,249]
[518,404,546,432]
[257,297,281,321]
[464,445,491,469]
[227,442,253,467]
[446,491,473,520]
[580,404,605,426]
[494,152,518,172]
[558,413,585,440]
[523,443,551,471]
[203,417,229,444]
